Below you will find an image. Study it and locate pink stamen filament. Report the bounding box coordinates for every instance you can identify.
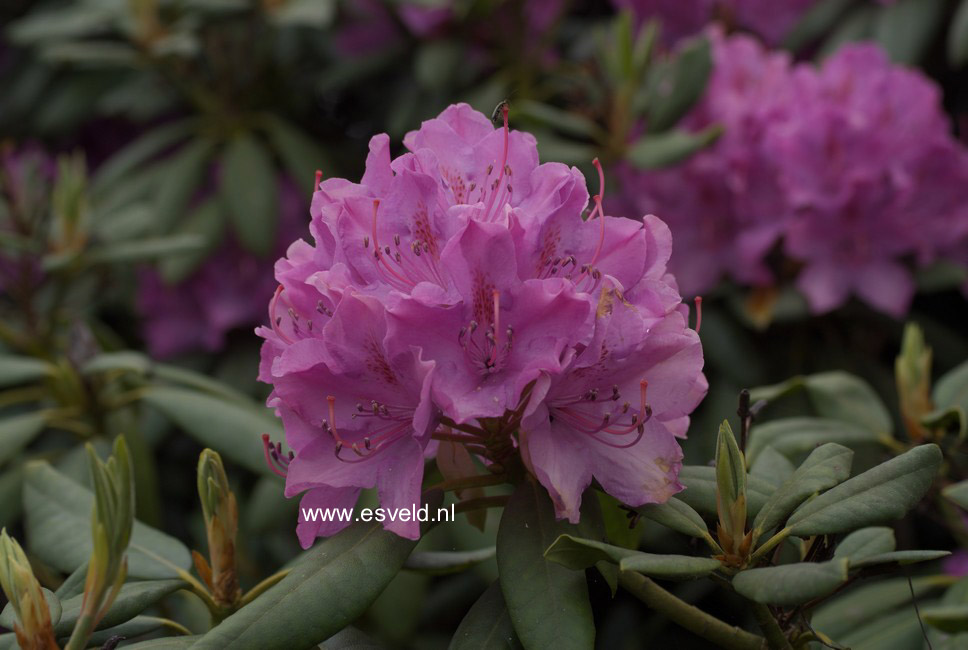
[327,395,412,462]
[489,290,501,366]
[553,379,650,447]
[314,169,322,189]
[694,296,703,333]
[370,199,416,289]
[262,434,290,478]
[588,158,607,268]
[483,105,510,221]
[269,285,296,345]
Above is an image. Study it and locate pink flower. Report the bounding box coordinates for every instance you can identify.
[260,104,705,544]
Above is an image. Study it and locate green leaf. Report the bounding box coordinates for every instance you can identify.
[848,550,949,569]
[752,443,853,541]
[404,547,495,576]
[267,0,336,27]
[497,481,595,650]
[787,444,942,537]
[626,125,722,170]
[449,581,522,650]
[950,0,968,66]
[922,406,967,439]
[544,534,721,580]
[0,411,48,466]
[834,526,895,562]
[140,386,281,475]
[937,359,968,415]
[946,480,968,509]
[750,446,795,488]
[0,588,61,629]
[23,461,191,579]
[55,563,89,599]
[191,497,438,650]
[747,417,881,465]
[923,604,968,633]
[158,196,225,283]
[108,637,200,649]
[838,604,932,650]
[783,0,855,51]
[812,576,943,639]
[819,5,877,58]
[40,41,138,67]
[221,134,279,256]
[79,234,205,266]
[262,115,329,197]
[873,0,945,64]
[152,139,215,234]
[634,497,711,541]
[732,559,848,606]
[8,5,116,43]
[0,466,23,529]
[92,120,195,195]
[676,465,774,518]
[52,579,185,635]
[0,355,53,388]
[320,626,384,649]
[645,36,712,132]
[82,351,151,376]
[514,100,603,140]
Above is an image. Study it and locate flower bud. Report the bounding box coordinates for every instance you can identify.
[896,323,933,441]
[715,420,750,565]
[196,449,240,609]
[0,530,58,650]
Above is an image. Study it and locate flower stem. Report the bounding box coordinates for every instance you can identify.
[427,473,508,493]
[618,571,766,650]
[454,495,509,513]
[751,603,793,650]
[239,568,291,607]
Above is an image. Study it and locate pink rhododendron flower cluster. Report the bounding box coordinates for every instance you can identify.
[138,178,306,359]
[616,31,968,316]
[258,104,706,545]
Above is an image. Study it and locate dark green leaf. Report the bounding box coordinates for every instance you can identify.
[159,196,225,283]
[923,605,968,633]
[140,386,281,475]
[514,100,603,140]
[221,134,279,256]
[268,0,336,27]
[8,6,115,43]
[92,120,195,194]
[0,411,48,465]
[497,481,595,650]
[849,550,949,569]
[750,446,795,488]
[449,581,522,650]
[152,139,215,234]
[937,359,968,415]
[834,527,895,562]
[950,0,968,66]
[819,5,877,58]
[82,351,151,376]
[404,547,495,575]
[0,588,60,629]
[0,466,23,529]
[40,41,138,67]
[732,559,848,606]
[634,497,711,541]
[191,495,439,650]
[946,480,968,509]
[645,36,712,131]
[53,579,185,635]
[812,576,943,639]
[544,535,721,580]
[80,234,205,266]
[747,417,881,465]
[110,637,200,649]
[787,444,942,536]
[262,115,329,197]
[626,125,722,170]
[752,443,853,541]
[23,461,191,579]
[873,0,944,64]
[783,0,855,51]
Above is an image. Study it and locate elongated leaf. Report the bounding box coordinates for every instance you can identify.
[544,535,721,580]
[514,100,603,140]
[111,637,200,649]
[812,576,943,639]
[750,446,795,487]
[645,36,712,131]
[634,496,710,540]
[23,461,191,579]
[950,0,968,66]
[0,466,23,528]
[86,616,174,645]
[55,563,89,599]
[0,411,48,465]
[923,604,968,633]
[747,417,881,465]
[82,234,205,265]
[732,559,848,606]
[92,120,195,194]
[834,527,895,562]
[158,196,225,283]
[140,386,280,475]
[676,465,773,517]
[404,547,495,575]
[0,355,53,388]
[753,443,853,540]
[449,581,522,650]
[152,139,215,234]
[82,351,151,376]
[783,0,855,50]
[191,495,438,650]
[221,134,278,256]
[0,588,60,629]
[849,550,949,569]
[262,115,329,197]
[787,444,941,537]
[873,0,944,64]
[626,125,721,170]
[937,359,968,414]
[838,603,931,650]
[946,481,968,509]
[320,626,383,649]
[53,579,185,635]
[497,481,595,650]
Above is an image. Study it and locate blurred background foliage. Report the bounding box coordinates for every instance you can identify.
[1,0,968,648]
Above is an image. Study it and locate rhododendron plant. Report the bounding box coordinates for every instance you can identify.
[259,103,705,543]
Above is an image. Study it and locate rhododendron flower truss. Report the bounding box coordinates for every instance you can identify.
[259,103,706,545]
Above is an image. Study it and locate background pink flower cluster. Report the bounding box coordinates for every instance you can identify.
[616,29,968,316]
[258,104,706,545]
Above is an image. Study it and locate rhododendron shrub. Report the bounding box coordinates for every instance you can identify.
[259,103,706,544]
[617,31,968,317]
